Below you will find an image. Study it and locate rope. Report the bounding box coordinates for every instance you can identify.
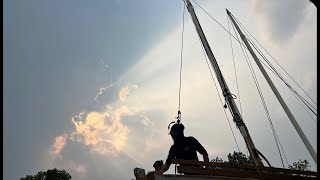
[177,1,186,122]
[192,0,317,117]
[191,0,249,49]
[193,17,241,153]
[234,16,317,107]
[246,38,317,117]
[227,14,243,117]
[229,17,286,168]
[245,36,317,114]
[189,1,307,168]
[202,42,241,153]
[235,22,293,167]
[291,91,317,124]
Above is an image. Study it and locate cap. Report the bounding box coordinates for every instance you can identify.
[169,123,184,135]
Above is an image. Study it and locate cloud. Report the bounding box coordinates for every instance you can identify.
[68,160,87,177]
[49,83,145,160]
[50,134,68,158]
[94,84,113,102]
[250,0,310,43]
[119,84,138,101]
[140,114,153,128]
[70,105,133,156]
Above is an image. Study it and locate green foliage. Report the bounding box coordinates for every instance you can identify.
[288,159,310,171]
[20,168,72,180]
[210,151,254,166]
[227,151,254,166]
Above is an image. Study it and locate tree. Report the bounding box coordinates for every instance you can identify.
[212,152,312,172]
[288,159,311,171]
[210,151,254,166]
[20,168,72,180]
[227,151,254,166]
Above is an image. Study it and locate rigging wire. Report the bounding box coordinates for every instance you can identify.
[192,0,317,117]
[186,4,242,152]
[243,33,318,114]
[190,0,317,168]
[243,44,317,124]
[248,44,318,118]
[191,0,246,48]
[229,15,287,168]
[190,0,312,167]
[227,14,243,117]
[233,16,317,107]
[191,0,280,162]
[246,38,317,116]
[289,91,317,124]
[199,32,241,153]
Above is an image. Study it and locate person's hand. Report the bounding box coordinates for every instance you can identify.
[147,171,154,176]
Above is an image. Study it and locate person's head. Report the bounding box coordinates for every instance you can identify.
[153,160,163,171]
[169,123,185,143]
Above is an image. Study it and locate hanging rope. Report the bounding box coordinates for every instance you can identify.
[176,1,186,124]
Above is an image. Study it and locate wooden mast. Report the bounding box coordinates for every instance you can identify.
[184,0,264,166]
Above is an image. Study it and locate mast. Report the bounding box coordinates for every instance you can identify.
[226,9,317,164]
[184,0,264,166]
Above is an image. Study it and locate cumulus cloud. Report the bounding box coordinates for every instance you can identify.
[49,83,146,159]
[50,134,68,158]
[70,105,134,156]
[250,0,310,43]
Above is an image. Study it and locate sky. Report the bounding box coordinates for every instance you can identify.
[3,0,317,179]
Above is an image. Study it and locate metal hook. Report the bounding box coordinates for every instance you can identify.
[176,111,181,124]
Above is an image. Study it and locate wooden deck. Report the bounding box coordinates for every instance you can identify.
[173,159,317,180]
[134,160,317,180]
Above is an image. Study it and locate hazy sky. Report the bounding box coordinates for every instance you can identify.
[4,0,317,179]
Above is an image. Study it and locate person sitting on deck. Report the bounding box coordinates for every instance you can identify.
[146,160,164,176]
[159,123,209,174]
[153,160,163,172]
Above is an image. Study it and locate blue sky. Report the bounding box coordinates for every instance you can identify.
[4,0,317,179]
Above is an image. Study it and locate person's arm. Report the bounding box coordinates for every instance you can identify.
[203,154,209,162]
[192,137,209,162]
[161,146,174,174]
[159,163,170,174]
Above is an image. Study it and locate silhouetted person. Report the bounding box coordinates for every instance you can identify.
[160,123,209,173]
[153,160,163,172]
